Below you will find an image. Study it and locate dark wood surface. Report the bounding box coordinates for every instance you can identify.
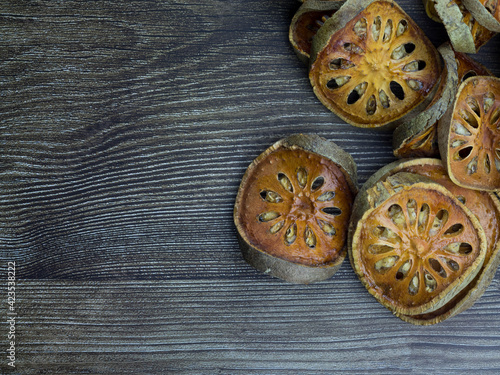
[2,0,500,373]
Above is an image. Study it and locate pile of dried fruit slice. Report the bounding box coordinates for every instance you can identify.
[350,158,500,324]
[349,170,488,319]
[308,0,442,129]
[438,76,500,191]
[234,134,358,284]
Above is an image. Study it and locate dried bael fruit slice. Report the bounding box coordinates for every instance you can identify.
[234,134,358,284]
[393,50,492,159]
[356,158,500,324]
[393,43,458,159]
[462,0,500,32]
[438,76,500,191]
[289,0,346,65]
[350,172,487,316]
[430,0,496,53]
[309,0,442,129]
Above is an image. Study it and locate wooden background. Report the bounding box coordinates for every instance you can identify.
[2,0,500,373]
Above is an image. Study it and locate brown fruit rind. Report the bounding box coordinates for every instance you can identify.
[393,43,458,158]
[350,172,487,316]
[234,134,358,284]
[438,76,500,192]
[309,0,442,129]
[289,0,346,65]
[351,158,500,324]
[462,0,500,32]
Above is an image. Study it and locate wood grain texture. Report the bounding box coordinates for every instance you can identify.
[1,0,500,373]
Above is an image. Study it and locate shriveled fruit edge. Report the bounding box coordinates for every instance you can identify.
[392,42,458,157]
[289,0,346,65]
[309,0,443,130]
[462,0,500,32]
[433,0,477,53]
[366,158,500,324]
[437,76,500,192]
[350,174,487,315]
[234,133,358,284]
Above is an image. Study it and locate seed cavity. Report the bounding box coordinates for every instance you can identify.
[374,255,399,273]
[443,257,460,271]
[429,209,449,237]
[366,95,377,115]
[467,156,478,175]
[322,207,342,216]
[269,220,285,234]
[459,109,479,129]
[304,226,316,248]
[278,172,293,192]
[408,273,420,295]
[444,223,464,236]
[453,121,472,136]
[343,42,364,54]
[490,107,500,125]
[372,16,382,41]
[424,271,437,292]
[407,199,417,226]
[390,81,405,100]
[260,190,283,203]
[396,260,412,280]
[327,76,351,90]
[403,60,426,72]
[259,211,280,222]
[407,79,423,91]
[373,226,402,244]
[454,146,473,161]
[483,92,495,113]
[429,258,447,278]
[462,71,477,82]
[330,58,355,70]
[485,153,491,174]
[368,243,395,254]
[311,176,325,191]
[296,167,308,189]
[388,204,405,230]
[466,96,481,117]
[417,203,430,234]
[443,242,473,255]
[379,89,390,108]
[391,43,415,59]
[383,19,393,42]
[396,19,408,36]
[457,196,466,204]
[318,219,336,236]
[347,82,368,104]
[317,191,335,201]
[354,18,367,38]
[451,139,468,148]
[285,223,297,245]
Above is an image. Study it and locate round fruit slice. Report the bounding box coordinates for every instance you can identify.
[350,172,487,315]
[289,0,345,65]
[356,158,500,324]
[393,43,457,159]
[309,0,442,129]
[462,0,500,32]
[438,76,500,191]
[234,134,358,284]
[455,51,493,82]
[430,0,496,53]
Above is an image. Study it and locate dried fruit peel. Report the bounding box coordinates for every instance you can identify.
[289,0,346,64]
[350,172,487,316]
[234,134,358,284]
[393,43,458,158]
[438,76,500,192]
[462,0,500,32]
[309,0,442,129]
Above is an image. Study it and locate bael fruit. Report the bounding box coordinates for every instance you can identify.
[234,134,358,284]
[354,158,500,324]
[462,0,500,32]
[350,172,487,316]
[309,0,442,129]
[438,76,500,192]
[289,0,346,65]
[426,0,496,53]
[392,43,458,159]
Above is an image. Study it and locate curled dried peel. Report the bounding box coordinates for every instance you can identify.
[462,0,500,32]
[234,134,357,284]
[438,76,500,191]
[309,0,441,129]
[351,176,486,316]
